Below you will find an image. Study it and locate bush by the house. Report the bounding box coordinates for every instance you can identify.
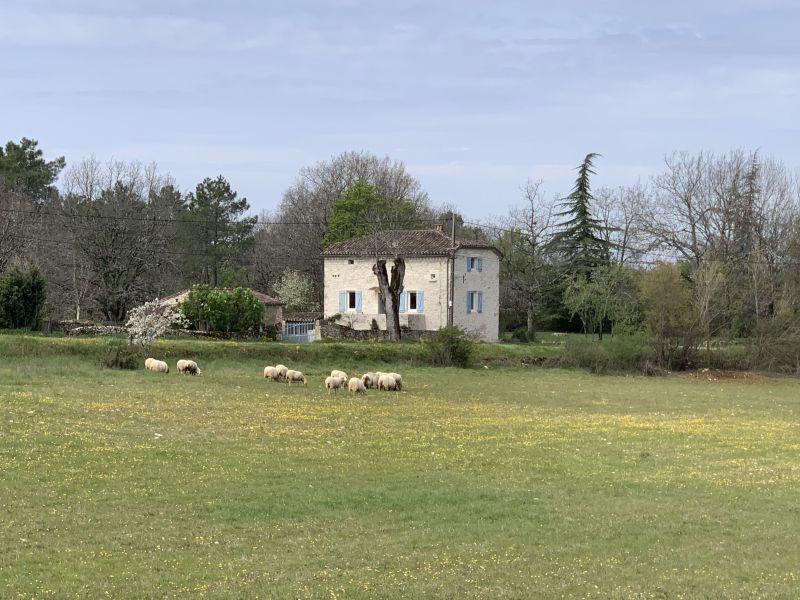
[426,326,476,368]
[180,285,264,332]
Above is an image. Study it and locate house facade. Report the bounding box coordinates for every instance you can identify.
[323,229,501,341]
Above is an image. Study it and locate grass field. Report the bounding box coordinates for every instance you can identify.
[2,335,800,598]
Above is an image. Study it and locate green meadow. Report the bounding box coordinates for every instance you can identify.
[1,334,799,598]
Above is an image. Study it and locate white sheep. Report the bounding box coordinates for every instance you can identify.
[144,357,154,370]
[387,372,403,391]
[285,369,308,386]
[378,373,398,391]
[147,359,169,374]
[177,359,201,376]
[348,377,366,394]
[264,366,279,381]
[275,364,289,381]
[331,369,348,384]
[360,372,378,389]
[325,376,342,394]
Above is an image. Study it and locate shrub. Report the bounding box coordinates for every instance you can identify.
[557,333,654,374]
[180,285,263,332]
[125,299,187,352]
[0,263,46,329]
[101,340,142,370]
[426,326,476,368]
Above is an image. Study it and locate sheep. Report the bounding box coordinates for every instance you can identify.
[387,372,403,391]
[330,369,348,384]
[361,372,378,389]
[285,369,308,386]
[378,373,398,391]
[144,357,154,370]
[275,364,289,382]
[263,366,280,381]
[325,376,342,394]
[177,359,201,376]
[348,377,366,394]
[147,359,169,374]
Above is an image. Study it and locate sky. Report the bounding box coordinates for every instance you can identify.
[2,0,799,218]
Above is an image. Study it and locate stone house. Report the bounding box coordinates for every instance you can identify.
[322,228,501,341]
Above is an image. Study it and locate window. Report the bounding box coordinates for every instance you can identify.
[466,290,483,314]
[399,290,424,313]
[338,290,362,313]
[466,257,483,272]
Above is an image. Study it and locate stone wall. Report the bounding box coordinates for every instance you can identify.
[317,321,435,341]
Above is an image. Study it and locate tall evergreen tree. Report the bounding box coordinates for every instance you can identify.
[553,153,612,274]
[181,176,256,287]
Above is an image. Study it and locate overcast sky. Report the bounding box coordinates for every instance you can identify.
[3,0,798,217]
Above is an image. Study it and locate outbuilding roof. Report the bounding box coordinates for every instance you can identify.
[323,229,501,258]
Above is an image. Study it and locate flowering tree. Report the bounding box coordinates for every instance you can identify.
[125,299,188,352]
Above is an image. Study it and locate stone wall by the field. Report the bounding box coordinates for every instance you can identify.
[317,321,435,342]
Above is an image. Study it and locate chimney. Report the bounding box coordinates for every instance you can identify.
[433,222,443,233]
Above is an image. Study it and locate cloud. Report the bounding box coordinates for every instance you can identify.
[0,7,223,49]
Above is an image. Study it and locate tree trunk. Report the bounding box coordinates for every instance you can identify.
[526,302,535,341]
[373,256,405,341]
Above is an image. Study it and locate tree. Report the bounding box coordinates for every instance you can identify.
[495,179,560,340]
[553,153,612,274]
[323,179,418,247]
[562,266,639,340]
[373,256,405,342]
[639,263,695,369]
[125,299,187,352]
[0,138,65,200]
[182,176,256,287]
[273,270,320,313]
[257,152,432,303]
[58,159,180,321]
[0,262,46,329]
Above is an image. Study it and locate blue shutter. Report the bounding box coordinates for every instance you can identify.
[477,291,483,314]
[355,291,362,313]
[399,292,406,313]
[477,258,483,272]
[338,290,346,312]
[466,290,473,313]
[417,290,424,313]
[466,257,472,272]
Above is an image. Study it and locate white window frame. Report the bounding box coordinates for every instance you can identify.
[346,290,357,311]
[407,291,418,312]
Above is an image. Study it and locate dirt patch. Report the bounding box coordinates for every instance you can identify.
[690,368,765,383]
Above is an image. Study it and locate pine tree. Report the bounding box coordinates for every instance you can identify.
[553,153,612,275]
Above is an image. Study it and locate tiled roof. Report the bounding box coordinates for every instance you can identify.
[323,229,501,257]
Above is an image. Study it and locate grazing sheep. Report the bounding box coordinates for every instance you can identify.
[361,372,379,389]
[378,373,398,391]
[264,366,280,381]
[325,376,342,394]
[275,364,288,381]
[177,359,201,376]
[330,369,348,384]
[348,377,366,394]
[144,357,154,370]
[387,372,403,391]
[147,359,169,374]
[285,369,308,386]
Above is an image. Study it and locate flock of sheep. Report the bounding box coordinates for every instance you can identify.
[145,358,402,393]
[144,357,201,375]
[264,365,403,393]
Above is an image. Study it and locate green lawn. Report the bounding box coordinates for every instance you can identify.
[1,336,800,598]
